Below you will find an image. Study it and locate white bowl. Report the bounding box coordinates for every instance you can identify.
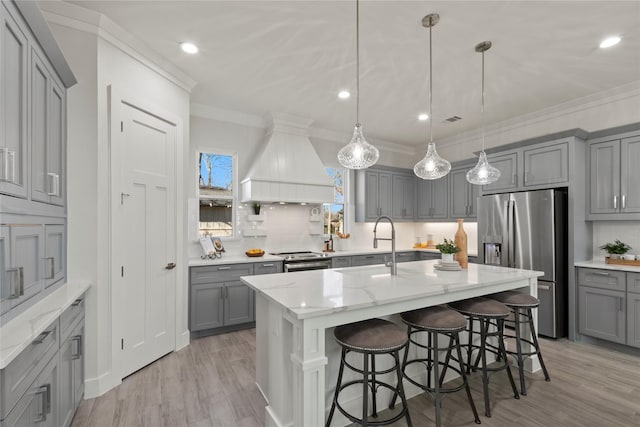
[622,254,636,261]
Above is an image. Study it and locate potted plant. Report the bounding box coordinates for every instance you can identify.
[436,238,460,263]
[599,239,632,259]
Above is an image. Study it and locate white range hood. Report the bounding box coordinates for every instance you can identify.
[241,113,334,204]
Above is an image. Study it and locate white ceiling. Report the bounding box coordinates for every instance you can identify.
[67,0,640,148]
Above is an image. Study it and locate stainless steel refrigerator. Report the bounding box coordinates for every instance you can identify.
[478,189,567,338]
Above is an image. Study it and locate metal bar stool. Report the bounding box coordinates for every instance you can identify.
[488,290,551,395]
[448,297,520,417]
[389,305,481,427]
[326,318,412,427]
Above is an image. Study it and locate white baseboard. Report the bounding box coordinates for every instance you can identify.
[83,370,121,399]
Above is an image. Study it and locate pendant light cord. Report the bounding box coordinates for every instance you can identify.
[481,49,485,152]
[428,18,433,145]
[355,0,360,127]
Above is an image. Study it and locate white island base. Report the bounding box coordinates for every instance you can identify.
[242,260,543,427]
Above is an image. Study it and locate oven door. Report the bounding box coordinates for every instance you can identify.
[284,260,332,272]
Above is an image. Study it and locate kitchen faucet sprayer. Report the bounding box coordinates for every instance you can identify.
[373,216,397,275]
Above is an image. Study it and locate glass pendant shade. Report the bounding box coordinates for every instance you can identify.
[413,142,451,180]
[338,124,379,169]
[466,151,501,185]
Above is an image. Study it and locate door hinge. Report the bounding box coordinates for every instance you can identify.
[121,266,124,277]
[121,338,124,350]
[121,121,123,132]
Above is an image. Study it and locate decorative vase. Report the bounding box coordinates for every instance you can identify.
[441,253,454,263]
[455,219,468,269]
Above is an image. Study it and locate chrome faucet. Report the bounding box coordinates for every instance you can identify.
[373,216,397,275]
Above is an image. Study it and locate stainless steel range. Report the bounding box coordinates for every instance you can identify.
[271,251,332,272]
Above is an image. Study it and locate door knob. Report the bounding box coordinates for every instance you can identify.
[165,262,176,270]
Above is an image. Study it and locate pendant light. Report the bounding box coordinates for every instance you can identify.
[466,41,501,185]
[414,13,450,180]
[337,0,379,170]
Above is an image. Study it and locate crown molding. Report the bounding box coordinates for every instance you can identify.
[438,80,640,151]
[39,0,197,92]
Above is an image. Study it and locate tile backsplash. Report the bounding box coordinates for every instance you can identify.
[592,221,640,260]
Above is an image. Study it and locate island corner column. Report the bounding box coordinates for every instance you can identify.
[288,313,329,427]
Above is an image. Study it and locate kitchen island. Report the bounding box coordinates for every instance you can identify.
[241,260,543,427]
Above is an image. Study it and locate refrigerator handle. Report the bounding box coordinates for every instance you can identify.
[507,199,515,268]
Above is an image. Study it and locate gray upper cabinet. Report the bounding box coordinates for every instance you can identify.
[356,169,392,222]
[416,175,448,220]
[0,2,28,199]
[482,151,518,193]
[0,226,9,315]
[44,224,65,289]
[587,132,640,219]
[449,167,479,219]
[392,174,415,220]
[6,225,43,311]
[523,141,569,187]
[30,49,65,207]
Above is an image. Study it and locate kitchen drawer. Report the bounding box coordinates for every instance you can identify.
[253,261,283,275]
[190,263,254,285]
[0,319,59,420]
[351,254,387,267]
[577,268,626,292]
[396,252,417,263]
[60,297,85,342]
[332,256,352,269]
[419,252,440,261]
[628,272,640,294]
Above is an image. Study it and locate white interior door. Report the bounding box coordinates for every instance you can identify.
[114,101,176,378]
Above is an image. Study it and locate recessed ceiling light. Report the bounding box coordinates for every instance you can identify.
[599,36,621,48]
[418,113,429,121]
[180,42,199,54]
[338,91,350,99]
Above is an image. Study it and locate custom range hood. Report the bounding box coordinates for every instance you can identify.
[241,113,334,204]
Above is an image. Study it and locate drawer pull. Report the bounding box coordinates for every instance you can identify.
[538,284,551,291]
[591,272,610,276]
[33,330,52,344]
[365,256,375,259]
[72,298,84,306]
[72,335,83,359]
[218,266,231,270]
[261,263,275,267]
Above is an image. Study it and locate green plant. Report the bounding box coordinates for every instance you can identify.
[436,238,460,254]
[599,239,631,255]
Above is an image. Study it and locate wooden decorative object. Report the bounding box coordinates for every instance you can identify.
[454,219,468,269]
[605,257,640,267]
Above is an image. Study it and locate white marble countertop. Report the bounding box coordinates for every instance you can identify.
[575,259,640,273]
[1,281,91,369]
[241,260,542,320]
[189,248,478,266]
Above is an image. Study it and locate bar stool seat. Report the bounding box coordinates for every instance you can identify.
[390,306,480,427]
[327,318,412,427]
[488,291,551,396]
[449,297,520,417]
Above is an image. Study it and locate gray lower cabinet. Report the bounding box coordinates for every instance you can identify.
[395,252,416,263]
[332,256,351,269]
[1,296,84,427]
[351,254,387,267]
[578,285,626,344]
[419,252,440,261]
[627,273,640,349]
[189,261,283,334]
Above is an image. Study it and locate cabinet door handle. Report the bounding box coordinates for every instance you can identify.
[524,171,529,183]
[538,284,551,291]
[512,174,516,185]
[218,266,231,270]
[72,298,84,306]
[622,195,626,210]
[72,335,83,359]
[34,385,49,423]
[44,257,55,279]
[613,195,618,209]
[47,173,60,196]
[33,330,52,344]
[619,297,624,312]
[0,149,15,183]
[165,262,176,270]
[6,268,21,299]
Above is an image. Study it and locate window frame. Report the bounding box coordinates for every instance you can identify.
[323,165,348,235]
[197,150,239,240]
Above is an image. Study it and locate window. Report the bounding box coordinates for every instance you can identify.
[324,167,345,235]
[198,152,236,237]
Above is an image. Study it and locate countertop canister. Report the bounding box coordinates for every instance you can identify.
[455,218,468,268]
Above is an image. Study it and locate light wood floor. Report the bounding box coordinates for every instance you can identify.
[71,329,640,427]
